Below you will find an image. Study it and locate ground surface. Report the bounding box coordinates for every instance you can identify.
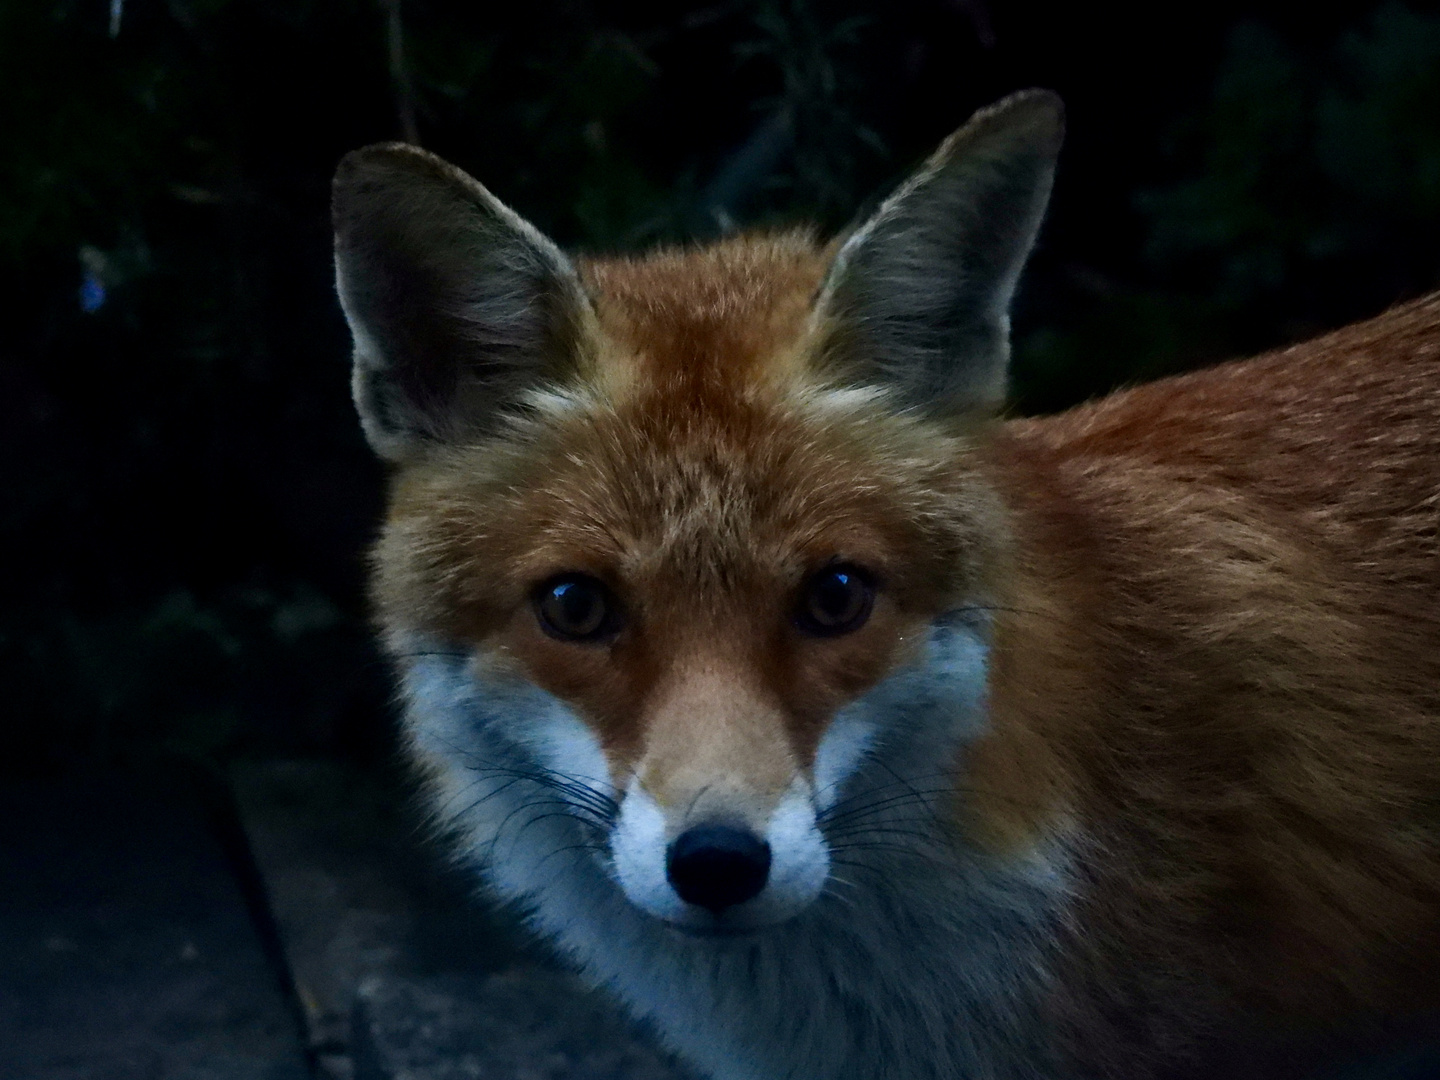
[0,768,310,1080]
[0,761,693,1080]
[231,760,693,1080]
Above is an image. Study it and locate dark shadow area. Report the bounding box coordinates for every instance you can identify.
[0,764,312,1079]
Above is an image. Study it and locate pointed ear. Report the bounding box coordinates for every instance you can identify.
[333,143,591,461]
[813,89,1063,416]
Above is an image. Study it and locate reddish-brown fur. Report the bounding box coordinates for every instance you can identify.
[984,298,1440,1071]
[374,234,1440,1071]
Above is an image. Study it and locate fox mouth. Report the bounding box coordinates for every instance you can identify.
[666,921,759,938]
[659,917,771,941]
[651,897,811,939]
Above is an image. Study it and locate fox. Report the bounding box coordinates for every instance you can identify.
[331,89,1440,1079]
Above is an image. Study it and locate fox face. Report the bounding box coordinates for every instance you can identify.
[378,361,1006,932]
[337,91,1061,943]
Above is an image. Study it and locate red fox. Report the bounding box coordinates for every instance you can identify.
[332,90,1440,1078]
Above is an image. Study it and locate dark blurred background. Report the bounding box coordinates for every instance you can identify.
[5,0,1440,778]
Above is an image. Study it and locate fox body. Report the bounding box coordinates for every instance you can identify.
[333,91,1440,1079]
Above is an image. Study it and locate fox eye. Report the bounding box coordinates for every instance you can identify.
[795,565,875,637]
[533,574,620,642]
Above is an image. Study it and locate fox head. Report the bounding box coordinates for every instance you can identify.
[334,91,1062,935]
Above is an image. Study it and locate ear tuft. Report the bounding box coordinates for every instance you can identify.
[333,143,590,461]
[814,89,1064,416]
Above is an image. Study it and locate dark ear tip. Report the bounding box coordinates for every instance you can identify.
[967,88,1066,149]
[332,142,460,194]
[1001,87,1064,115]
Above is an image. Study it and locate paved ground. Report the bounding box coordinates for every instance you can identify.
[0,760,693,1080]
[0,766,310,1080]
[231,760,693,1080]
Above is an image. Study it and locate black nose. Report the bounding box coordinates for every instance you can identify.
[666,824,771,913]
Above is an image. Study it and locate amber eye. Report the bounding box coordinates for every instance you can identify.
[533,574,620,642]
[795,565,875,637]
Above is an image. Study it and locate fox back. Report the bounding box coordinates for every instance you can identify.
[333,91,1440,1079]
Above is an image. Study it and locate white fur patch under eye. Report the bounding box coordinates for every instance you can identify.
[513,702,613,797]
[812,712,878,813]
[395,639,620,905]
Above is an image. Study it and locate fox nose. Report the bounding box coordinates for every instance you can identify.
[666,824,771,912]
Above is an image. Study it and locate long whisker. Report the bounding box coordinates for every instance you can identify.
[820,876,862,914]
[819,786,955,827]
[817,769,960,819]
[450,759,620,824]
[825,825,944,847]
[828,856,899,889]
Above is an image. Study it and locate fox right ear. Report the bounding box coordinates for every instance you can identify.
[813,90,1063,417]
[333,144,590,462]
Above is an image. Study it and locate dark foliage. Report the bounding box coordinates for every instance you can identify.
[3,0,1438,774]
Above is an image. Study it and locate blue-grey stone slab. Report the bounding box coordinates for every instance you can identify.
[0,768,311,1080]
[351,971,694,1080]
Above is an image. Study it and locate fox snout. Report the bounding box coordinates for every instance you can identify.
[610,776,829,933]
[606,668,832,931]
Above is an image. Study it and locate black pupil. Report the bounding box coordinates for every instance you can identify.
[810,570,860,625]
[545,580,605,637]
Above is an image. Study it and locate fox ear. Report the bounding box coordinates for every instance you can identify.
[813,89,1063,416]
[333,143,590,461]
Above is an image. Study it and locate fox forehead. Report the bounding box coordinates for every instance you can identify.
[578,231,829,399]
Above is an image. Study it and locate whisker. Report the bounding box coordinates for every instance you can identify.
[828,839,944,855]
[819,787,953,827]
[828,857,898,890]
[827,843,946,869]
[824,825,944,846]
[446,775,534,823]
[818,770,960,819]
[533,841,611,879]
[820,878,861,915]
[453,760,620,824]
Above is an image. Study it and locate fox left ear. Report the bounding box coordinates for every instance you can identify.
[333,143,590,462]
[813,89,1063,416]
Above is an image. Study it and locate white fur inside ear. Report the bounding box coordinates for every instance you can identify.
[809,89,1062,416]
[333,142,590,460]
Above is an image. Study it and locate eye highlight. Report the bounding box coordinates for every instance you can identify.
[795,564,875,637]
[533,574,621,643]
